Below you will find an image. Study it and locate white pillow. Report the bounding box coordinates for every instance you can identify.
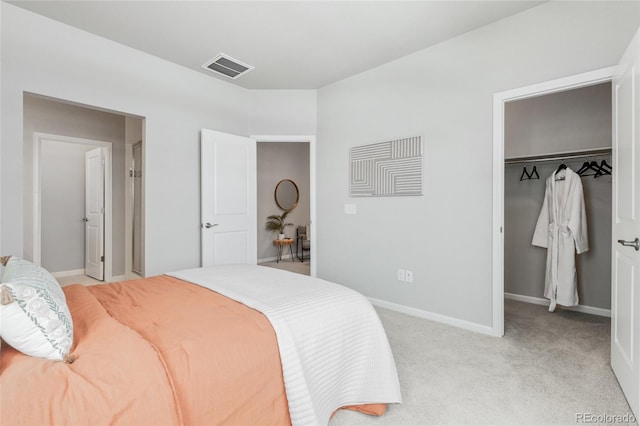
[0,257,74,361]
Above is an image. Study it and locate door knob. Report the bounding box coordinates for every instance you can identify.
[202,223,218,229]
[617,238,640,251]
[82,217,88,222]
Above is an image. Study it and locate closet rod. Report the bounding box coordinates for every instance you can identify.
[505,148,612,165]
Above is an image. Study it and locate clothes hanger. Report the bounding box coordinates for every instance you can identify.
[577,160,601,177]
[576,161,590,175]
[521,166,540,180]
[519,166,540,181]
[595,159,612,178]
[555,163,567,180]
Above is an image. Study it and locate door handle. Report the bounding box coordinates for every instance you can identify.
[82,217,88,222]
[617,238,640,251]
[202,223,218,229]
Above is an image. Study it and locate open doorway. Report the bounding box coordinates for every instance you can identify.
[503,82,612,317]
[24,93,145,285]
[491,67,616,337]
[34,133,113,284]
[254,135,316,277]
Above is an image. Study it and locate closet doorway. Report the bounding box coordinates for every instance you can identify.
[503,83,612,317]
[491,66,617,337]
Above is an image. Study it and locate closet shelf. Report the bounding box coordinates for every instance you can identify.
[505,148,612,165]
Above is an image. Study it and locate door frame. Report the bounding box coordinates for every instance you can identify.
[33,132,113,282]
[251,134,317,277]
[491,66,616,337]
[125,140,145,278]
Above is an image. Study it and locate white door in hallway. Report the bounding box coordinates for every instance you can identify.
[85,147,105,280]
[611,28,640,419]
[201,129,257,266]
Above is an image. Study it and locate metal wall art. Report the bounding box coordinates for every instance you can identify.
[350,136,423,197]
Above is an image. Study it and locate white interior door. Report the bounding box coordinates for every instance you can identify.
[201,129,256,266]
[85,147,105,280]
[611,28,640,418]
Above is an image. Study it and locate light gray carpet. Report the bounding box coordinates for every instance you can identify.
[331,300,635,425]
[259,260,310,276]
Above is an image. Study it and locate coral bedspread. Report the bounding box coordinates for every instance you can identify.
[1,271,397,425]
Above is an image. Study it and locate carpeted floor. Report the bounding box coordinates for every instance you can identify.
[331,299,635,425]
[259,259,310,276]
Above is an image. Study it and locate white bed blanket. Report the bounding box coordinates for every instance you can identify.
[168,264,402,426]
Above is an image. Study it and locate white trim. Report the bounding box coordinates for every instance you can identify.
[33,132,114,283]
[50,269,85,278]
[125,144,133,279]
[505,292,611,318]
[123,138,145,279]
[492,67,617,337]
[251,135,317,277]
[369,297,495,336]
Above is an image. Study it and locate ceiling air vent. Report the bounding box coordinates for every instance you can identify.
[201,53,254,80]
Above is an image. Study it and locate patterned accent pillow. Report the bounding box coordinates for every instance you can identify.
[0,257,74,361]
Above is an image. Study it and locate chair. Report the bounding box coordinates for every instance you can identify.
[296,226,311,262]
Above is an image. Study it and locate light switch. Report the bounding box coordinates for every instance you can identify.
[344,204,357,215]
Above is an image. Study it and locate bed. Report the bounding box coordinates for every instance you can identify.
[0,260,401,425]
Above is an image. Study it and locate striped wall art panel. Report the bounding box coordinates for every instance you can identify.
[350,136,423,197]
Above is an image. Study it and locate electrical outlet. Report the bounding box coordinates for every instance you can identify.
[405,270,413,283]
[397,269,406,281]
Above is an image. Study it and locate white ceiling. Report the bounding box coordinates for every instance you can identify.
[9,1,545,90]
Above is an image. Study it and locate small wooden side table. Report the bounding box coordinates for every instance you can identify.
[274,239,294,263]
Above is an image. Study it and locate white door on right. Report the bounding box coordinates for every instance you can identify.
[612,28,640,419]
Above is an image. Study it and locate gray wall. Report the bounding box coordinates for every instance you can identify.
[505,83,612,157]
[23,95,127,276]
[257,142,310,261]
[316,2,638,328]
[250,90,317,135]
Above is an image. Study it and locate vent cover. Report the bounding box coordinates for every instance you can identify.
[201,53,254,80]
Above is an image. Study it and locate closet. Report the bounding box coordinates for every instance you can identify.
[503,82,612,315]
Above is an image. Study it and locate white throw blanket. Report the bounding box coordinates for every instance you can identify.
[168,265,402,426]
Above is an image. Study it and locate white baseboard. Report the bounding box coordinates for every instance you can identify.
[51,269,85,278]
[51,270,132,284]
[368,297,495,336]
[504,292,611,318]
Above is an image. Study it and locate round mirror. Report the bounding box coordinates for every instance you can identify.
[274,179,299,212]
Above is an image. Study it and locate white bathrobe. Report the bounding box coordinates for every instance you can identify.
[532,167,589,309]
